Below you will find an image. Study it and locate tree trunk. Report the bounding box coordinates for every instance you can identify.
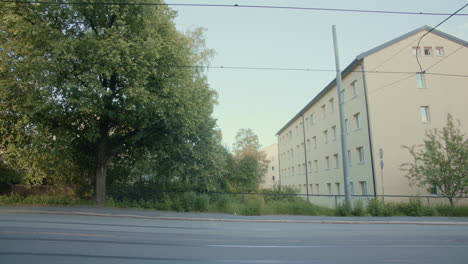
[448,196,454,206]
[95,141,111,205]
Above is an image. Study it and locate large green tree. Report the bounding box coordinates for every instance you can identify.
[0,1,217,203]
[226,129,268,192]
[401,114,468,205]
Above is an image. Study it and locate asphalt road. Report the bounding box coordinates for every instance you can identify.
[1,206,468,263]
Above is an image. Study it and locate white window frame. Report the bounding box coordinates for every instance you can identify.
[435,47,444,56]
[416,73,425,88]
[333,153,339,169]
[352,80,359,97]
[420,106,430,123]
[356,147,364,164]
[354,112,362,130]
[412,47,419,56]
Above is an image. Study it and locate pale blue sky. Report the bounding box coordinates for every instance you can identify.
[169,0,468,150]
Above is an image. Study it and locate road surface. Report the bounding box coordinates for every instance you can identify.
[1,206,468,263]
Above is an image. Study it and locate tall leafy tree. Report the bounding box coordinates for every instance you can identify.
[227,129,267,192]
[401,114,468,205]
[0,1,217,203]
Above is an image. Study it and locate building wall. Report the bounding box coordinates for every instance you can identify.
[278,63,375,203]
[363,29,468,196]
[259,144,279,189]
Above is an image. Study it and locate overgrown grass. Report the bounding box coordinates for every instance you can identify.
[0,194,93,206]
[335,197,468,217]
[1,193,468,217]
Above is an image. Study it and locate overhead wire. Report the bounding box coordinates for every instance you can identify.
[1,0,468,16]
[415,3,468,72]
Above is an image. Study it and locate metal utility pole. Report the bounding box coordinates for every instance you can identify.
[332,25,352,207]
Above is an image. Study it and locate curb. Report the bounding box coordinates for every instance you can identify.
[1,209,468,226]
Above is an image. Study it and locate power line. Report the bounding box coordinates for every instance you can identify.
[163,65,468,77]
[416,3,468,72]
[424,45,467,72]
[2,1,468,16]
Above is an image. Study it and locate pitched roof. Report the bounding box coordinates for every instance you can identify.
[276,26,468,136]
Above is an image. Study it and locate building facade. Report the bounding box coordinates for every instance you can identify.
[259,144,280,190]
[277,26,468,207]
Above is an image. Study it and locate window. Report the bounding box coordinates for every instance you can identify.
[412,47,419,56]
[350,182,354,195]
[360,181,367,196]
[315,184,320,194]
[335,183,341,195]
[272,176,275,181]
[322,104,326,117]
[416,73,425,88]
[354,112,362,130]
[331,126,336,140]
[435,47,444,56]
[314,160,318,172]
[345,119,349,133]
[352,81,359,97]
[420,106,430,123]
[309,184,313,195]
[325,156,330,170]
[313,136,317,149]
[310,113,315,125]
[424,47,432,56]
[430,184,439,195]
[327,183,332,195]
[356,147,364,163]
[324,130,328,143]
[272,166,275,171]
[329,98,334,112]
[333,153,339,169]
[292,166,295,176]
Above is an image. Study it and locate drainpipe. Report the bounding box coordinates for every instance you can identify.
[301,115,310,201]
[360,62,378,198]
[277,136,282,191]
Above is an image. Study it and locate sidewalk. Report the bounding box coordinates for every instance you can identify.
[1,205,468,225]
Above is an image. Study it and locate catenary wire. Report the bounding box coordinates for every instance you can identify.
[1,0,468,16]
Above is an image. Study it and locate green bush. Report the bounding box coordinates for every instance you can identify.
[194,194,209,212]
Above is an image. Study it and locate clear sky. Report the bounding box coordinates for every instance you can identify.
[168,0,468,150]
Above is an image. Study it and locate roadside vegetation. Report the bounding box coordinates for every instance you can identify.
[2,191,468,217]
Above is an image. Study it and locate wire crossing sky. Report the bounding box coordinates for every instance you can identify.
[2,0,468,16]
[3,0,467,148]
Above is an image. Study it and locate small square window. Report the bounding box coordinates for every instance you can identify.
[435,47,444,56]
[424,47,432,56]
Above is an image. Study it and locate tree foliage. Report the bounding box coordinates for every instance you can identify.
[0,1,217,203]
[401,114,468,204]
[225,129,268,192]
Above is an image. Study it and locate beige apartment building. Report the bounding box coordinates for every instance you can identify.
[277,26,468,207]
[259,144,280,190]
